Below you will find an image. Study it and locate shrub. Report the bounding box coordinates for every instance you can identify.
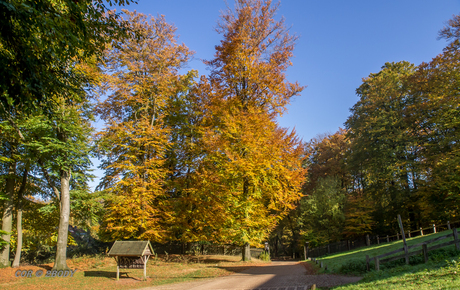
[259,252,270,261]
[339,259,369,274]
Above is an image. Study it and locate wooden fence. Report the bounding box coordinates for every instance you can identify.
[149,242,264,258]
[366,228,460,271]
[306,220,460,259]
[373,220,458,245]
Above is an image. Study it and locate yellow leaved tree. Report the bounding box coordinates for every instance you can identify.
[96,11,193,242]
[197,0,307,260]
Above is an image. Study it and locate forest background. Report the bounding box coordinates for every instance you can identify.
[1,0,460,269]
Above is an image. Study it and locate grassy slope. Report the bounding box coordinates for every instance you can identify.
[334,259,460,290]
[317,231,456,272]
[311,230,460,289]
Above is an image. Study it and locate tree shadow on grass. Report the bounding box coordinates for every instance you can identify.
[84,270,131,279]
[37,264,52,271]
[192,258,236,264]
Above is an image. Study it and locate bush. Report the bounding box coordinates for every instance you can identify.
[339,259,369,274]
[429,247,460,262]
[259,252,270,261]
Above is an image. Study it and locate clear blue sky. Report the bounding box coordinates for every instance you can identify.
[89,0,460,190]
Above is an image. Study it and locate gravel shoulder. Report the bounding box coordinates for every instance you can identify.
[139,261,362,290]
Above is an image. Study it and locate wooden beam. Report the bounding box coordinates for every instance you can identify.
[397,214,409,265]
[376,247,404,259]
[454,228,459,251]
[422,244,428,263]
[116,257,119,281]
[374,256,380,271]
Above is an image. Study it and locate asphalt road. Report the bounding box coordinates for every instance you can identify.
[140,261,361,290]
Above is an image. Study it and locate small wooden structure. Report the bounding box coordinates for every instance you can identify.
[108,240,154,281]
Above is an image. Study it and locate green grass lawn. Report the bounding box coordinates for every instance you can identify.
[310,229,460,289]
[333,259,460,290]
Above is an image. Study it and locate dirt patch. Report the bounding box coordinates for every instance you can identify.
[301,261,320,275]
[300,261,362,289]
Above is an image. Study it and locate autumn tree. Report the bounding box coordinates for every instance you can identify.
[299,176,345,246]
[407,18,460,221]
[345,61,423,233]
[304,129,350,193]
[342,191,374,238]
[97,11,194,242]
[297,130,350,245]
[200,0,306,260]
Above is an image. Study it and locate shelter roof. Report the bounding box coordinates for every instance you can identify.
[108,241,153,257]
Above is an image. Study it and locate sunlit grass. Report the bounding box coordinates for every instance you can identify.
[309,229,460,289]
[315,231,457,274]
[332,258,460,290]
[0,254,268,290]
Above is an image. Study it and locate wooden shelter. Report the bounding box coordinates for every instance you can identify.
[108,240,154,281]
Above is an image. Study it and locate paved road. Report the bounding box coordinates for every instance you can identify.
[140,261,361,290]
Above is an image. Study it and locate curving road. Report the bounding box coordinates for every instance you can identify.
[140,261,361,290]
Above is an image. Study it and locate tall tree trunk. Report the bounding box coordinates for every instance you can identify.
[241,178,251,261]
[12,196,22,268]
[0,162,16,267]
[13,166,28,268]
[242,242,251,261]
[287,213,298,259]
[53,169,71,270]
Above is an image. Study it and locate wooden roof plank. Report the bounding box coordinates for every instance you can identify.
[108,241,154,257]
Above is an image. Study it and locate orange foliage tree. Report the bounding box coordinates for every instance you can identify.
[96,11,193,242]
[197,0,306,260]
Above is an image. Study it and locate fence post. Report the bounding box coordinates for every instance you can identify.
[404,244,409,265]
[366,255,370,271]
[448,221,451,230]
[420,227,423,236]
[377,235,379,245]
[387,235,389,243]
[422,244,428,263]
[433,224,436,233]
[347,240,351,251]
[366,234,370,246]
[398,214,409,265]
[327,245,330,255]
[408,230,411,238]
[453,228,460,251]
[374,256,380,271]
[397,232,399,240]
[304,242,309,260]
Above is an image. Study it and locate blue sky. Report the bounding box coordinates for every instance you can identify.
[90,0,460,190]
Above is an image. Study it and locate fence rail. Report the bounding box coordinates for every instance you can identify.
[306,220,460,259]
[366,228,460,271]
[150,242,264,258]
